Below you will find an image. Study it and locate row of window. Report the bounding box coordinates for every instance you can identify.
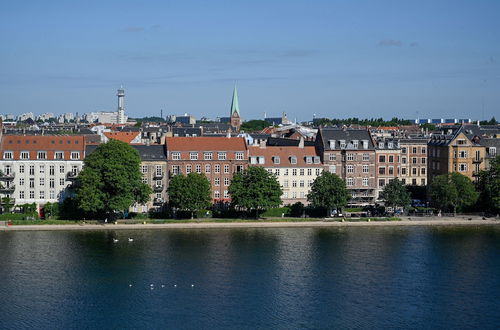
[401,147,426,154]
[282,179,314,188]
[213,190,230,199]
[17,190,60,199]
[250,155,321,165]
[329,165,370,174]
[171,151,245,161]
[3,151,80,160]
[170,164,244,175]
[282,191,307,199]
[141,165,164,176]
[327,153,371,161]
[379,178,426,187]
[267,168,322,176]
[18,177,69,187]
[3,164,79,176]
[328,140,370,149]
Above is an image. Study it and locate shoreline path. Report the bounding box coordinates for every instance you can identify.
[1,216,499,231]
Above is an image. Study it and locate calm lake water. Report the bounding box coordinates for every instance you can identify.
[0,226,499,330]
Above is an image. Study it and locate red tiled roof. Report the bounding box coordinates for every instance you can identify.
[0,135,86,160]
[104,131,140,144]
[166,137,247,151]
[248,146,321,167]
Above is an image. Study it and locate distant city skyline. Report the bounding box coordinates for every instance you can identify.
[1,0,499,120]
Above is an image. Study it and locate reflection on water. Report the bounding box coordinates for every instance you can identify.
[0,226,499,329]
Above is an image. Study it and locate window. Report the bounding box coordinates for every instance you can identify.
[362,165,369,173]
[29,178,35,188]
[329,165,336,173]
[379,155,386,162]
[307,169,312,176]
[49,179,55,188]
[340,140,346,149]
[224,177,230,186]
[258,157,265,164]
[316,168,321,176]
[314,157,320,164]
[489,147,496,156]
[363,153,370,161]
[353,140,359,148]
[402,168,407,175]
[307,180,312,187]
[49,165,55,175]
[284,169,289,176]
[20,165,25,174]
[141,165,148,174]
[215,178,220,186]
[3,151,13,159]
[422,147,426,154]
[379,167,386,175]
[421,168,426,175]
[224,165,230,174]
[292,192,297,199]
[218,152,227,160]
[292,180,297,187]
[204,152,213,160]
[29,191,35,199]
[19,178,24,186]
[388,142,393,149]
[412,168,417,175]
[4,165,12,175]
[379,142,384,149]
[172,152,181,160]
[290,156,297,164]
[389,155,394,163]
[402,147,407,154]
[21,151,29,159]
[283,180,289,188]
[275,169,280,176]
[459,163,467,172]
[20,191,25,199]
[458,150,468,158]
[346,178,354,186]
[306,157,312,164]
[55,151,64,160]
[186,165,192,174]
[412,157,417,164]
[347,165,354,173]
[292,169,297,176]
[214,191,220,199]
[347,153,355,161]
[250,156,257,164]
[60,178,65,185]
[29,165,35,175]
[412,179,417,185]
[223,190,229,198]
[402,157,407,164]
[70,152,80,160]
[299,169,304,176]
[37,151,47,159]
[71,165,78,175]
[412,147,417,154]
[59,165,65,173]
[171,165,181,175]
[195,165,202,173]
[329,154,336,161]
[421,158,426,164]
[49,191,55,199]
[300,192,305,198]
[214,164,220,173]
[142,177,148,184]
[388,166,394,175]
[299,180,304,187]
[190,152,198,160]
[39,191,45,199]
[155,165,162,176]
[283,192,288,198]
[273,156,280,164]
[379,179,386,187]
[205,164,211,173]
[421,178,426,185]
[40,178,45,186]
[39,165,45,174]
[362,178,369,186]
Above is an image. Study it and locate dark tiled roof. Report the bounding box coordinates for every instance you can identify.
[267,137,315,147]
[318,128,374,150]
[85,144,167,161]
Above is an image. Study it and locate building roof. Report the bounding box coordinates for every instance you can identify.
[267,137,315,147]
[166,136,247,151]
[230,86,240,116]
[0,135,86,160]
[103,131,141,144]
[248,146,321,167]
[317,128,375,150]
[85,144,167,161]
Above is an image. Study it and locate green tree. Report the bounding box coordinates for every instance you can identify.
[43,202,59,219]
[1,196,14,213]
[167,172,212,219]
[379,178,411,208]
[229,166,282,218]
[428,173,479,214]
[240,120,269,132]
[307,172,350,216]
[477,155,500,214]
[74,140,151,219]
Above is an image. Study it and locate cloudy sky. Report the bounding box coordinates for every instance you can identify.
[1,0,499,121]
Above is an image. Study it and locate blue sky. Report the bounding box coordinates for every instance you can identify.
[1,0,499,121]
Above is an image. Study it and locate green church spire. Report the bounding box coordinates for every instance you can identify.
[230,85,240,116]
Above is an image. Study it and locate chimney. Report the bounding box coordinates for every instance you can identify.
[298,137,304,148]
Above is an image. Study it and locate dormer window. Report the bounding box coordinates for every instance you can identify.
[362,140,368,149]
[340,140,346,149]
[172,152,181,160]
[70,152,80,160]
[250,156,258,164]
[352,140,359,148]
[314,156,320,164]
[21,151,30,159]
[273,156,280,164]
[37,151,47,159]
[388,142,393,149]
[258,157,265,164]
[290,156,297,164]
[55,151,64,160]
[378,142,384,149]
[3,151,13,160]
[235,152,244,160]
[204,152,212,160]
[306,156,312,164]
[190,152,198,160]
[328,140,336,149]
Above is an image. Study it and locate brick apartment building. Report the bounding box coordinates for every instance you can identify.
[373,137,401,199]
[315,128,377,205]
[165,136,248,202]
[399,138,428,186]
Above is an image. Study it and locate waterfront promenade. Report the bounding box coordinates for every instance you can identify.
[1,216,498,231]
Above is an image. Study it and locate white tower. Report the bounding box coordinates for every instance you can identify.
[117,87,126,124]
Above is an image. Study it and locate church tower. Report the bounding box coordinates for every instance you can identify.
[230,86,241,131]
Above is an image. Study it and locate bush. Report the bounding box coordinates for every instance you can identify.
[261,207,290,217]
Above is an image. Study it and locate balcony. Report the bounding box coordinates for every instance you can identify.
[153,172,164,179]
[472,158,483,163]
[472,171,481,177]
[67,172,78,180]
[0,198,15,204]
[0,172,15,180]
[153,198,164,205]
[0,185,15,192]
[153,184,164,192]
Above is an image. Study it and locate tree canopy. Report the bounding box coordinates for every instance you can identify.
[240,120,269,132]
[428,173,478,213]
[74,139,151,219]
[307,172,350,216]
[379,178,411,208]
[167,172,212,218]
[477,155,500,214]
[229,166,282,217]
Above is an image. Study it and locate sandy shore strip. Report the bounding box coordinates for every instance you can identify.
[1,216,499,231]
